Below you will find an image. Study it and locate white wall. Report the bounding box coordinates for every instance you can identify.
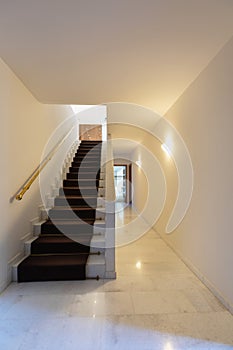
[75,105,106,125]
[0,58,77,292]
[158,37,233,311]
[39,113,78,209]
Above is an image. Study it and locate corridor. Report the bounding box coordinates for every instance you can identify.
[0,205,233,349]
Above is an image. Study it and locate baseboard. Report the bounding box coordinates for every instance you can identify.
[3,252,24,291]
[30,216,40,232]
[20,231,32,243]
[3,215,41,291]
[0,279,9,294]
[156,229,233,315]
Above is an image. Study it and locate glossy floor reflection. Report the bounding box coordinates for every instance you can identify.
[1,204,233,349]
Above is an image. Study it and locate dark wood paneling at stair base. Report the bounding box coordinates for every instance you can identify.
[18,141,102,282]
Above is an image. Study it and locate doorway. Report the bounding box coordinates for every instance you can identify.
[114,164,132,203]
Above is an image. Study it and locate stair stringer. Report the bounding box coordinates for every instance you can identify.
[90,167,116,280]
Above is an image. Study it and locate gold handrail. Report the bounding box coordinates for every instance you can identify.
[15,125,77,201]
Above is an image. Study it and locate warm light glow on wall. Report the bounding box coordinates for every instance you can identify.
[161,143,172,157]
[136,160,142,168]
[136,261,142,269]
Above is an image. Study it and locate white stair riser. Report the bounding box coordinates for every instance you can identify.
[97,197,105,207]
[41,209,48,221]
[86,264,105,279]
[12,266,17,282]
[33,221,46,235]
[24,242,31,255]
[98,188,105,197]
[99,180,104,187]
[95,211,105,220]
[93,221,106,235]
[90,247,105,254]
[86,255,106,279]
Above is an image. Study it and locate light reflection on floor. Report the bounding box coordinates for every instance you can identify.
[0,202,233,349]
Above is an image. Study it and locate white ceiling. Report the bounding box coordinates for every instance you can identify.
[0,0,233,115]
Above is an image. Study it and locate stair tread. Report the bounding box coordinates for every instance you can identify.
[73,158,100,160]
[62,186,97,189]
[66,178,99,181]
[57,196,97,199]
[51,206,95,211]
[87,255,105,265]
[34,236,92,244]
[19,254,88,267]
[44,219,94,225]
[72,161,100,164]
[91,235,105,242]
[55,204,97,209]
[68,171,97,175]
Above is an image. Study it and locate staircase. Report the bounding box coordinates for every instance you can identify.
[16,141,104,282]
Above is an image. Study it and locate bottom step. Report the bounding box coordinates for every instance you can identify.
[17,254,89,282]
[86,255,106,278]
[13,254,106,282]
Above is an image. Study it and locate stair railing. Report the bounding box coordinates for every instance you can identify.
[15,124,77,201]
[102,134,116,278]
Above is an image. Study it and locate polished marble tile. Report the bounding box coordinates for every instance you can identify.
[182,287,226,313]
[5,280,104,297]
[0,292,20,317]
[166,312,233,345]
[132,290,197,314]
[116,261,191,277]
[100,317,168,350]
[58,316,104,350]
[149,273,204,291]
[0,318,32,350]
[1,294,73,320]
[103,275,153,293]
[18,318,67,350]
[18,317,104,350]
[99,314,233,350]
[69,292,134,317]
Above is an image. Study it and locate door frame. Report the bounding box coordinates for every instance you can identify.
[114,164,132,203]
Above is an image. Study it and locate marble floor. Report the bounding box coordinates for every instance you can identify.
[1,204,233,349]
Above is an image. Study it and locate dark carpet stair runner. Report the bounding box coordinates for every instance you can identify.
[18,141,102,282]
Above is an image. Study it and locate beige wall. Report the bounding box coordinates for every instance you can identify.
[158,37,233,311]
[132,132,178,228]
[0,58,75,291]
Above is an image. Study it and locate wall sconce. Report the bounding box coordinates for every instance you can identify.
[136,160,142,168]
